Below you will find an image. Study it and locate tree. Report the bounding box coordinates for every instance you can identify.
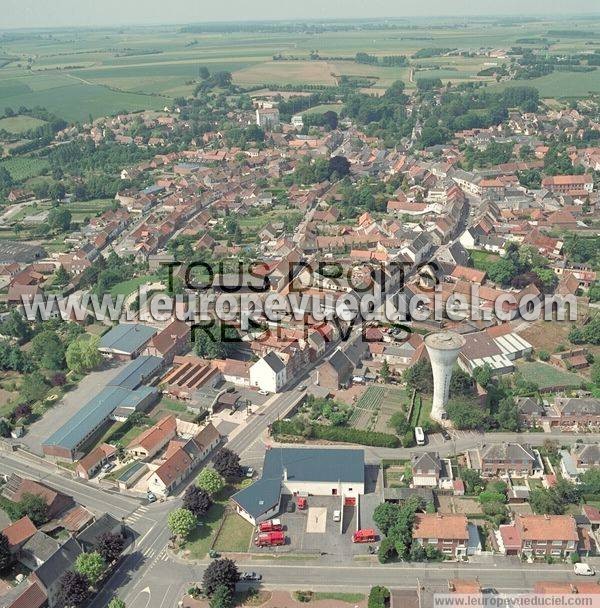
[20,371,48,404]
[57,571,90,607]
[461,469,484,495]
[183,485,212,518]
[167,508,197,539]
[487,258,517,286]
[199,66,210,79]
[328,155,350,177]
[446,399,490,430]
[66,336,102,374]
[402,359,433,393]
[196,468,225,496]
[74,551,106,586]
[472,364,493,388]
[30,330,66,370]
[48,207,71,232]
[380,359,391,382]
[108,600,126,608]
[54,265,71,286]
[202,558,239,596]
[209,584,234,608]
[529,488,564,515]
[373,502,401,535]
[368,586,390,608]
[449,368,473,396]
[0,532,11,572]
[97,532,125,564]
[1,310,32,342]
[213,448,243,480]
[580,468,600,495]
[322,110,338,130]
[0,419,10,438]
[495,396,519,432]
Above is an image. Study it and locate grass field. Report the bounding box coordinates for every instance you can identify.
[108,274,160,298]
[0,115,46,133]
[213,511,254,553]
[516,361,584,391]
[468,249,500,272]
[1,20,600,122]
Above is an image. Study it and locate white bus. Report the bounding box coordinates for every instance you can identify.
[414,426,425,446]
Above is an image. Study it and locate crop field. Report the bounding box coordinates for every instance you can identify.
[1,19,600,121]
[0,157,49,181]
[0,115,46,133]
[350,385,408,433]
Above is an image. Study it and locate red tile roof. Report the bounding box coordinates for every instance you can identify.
[2,516,36,549]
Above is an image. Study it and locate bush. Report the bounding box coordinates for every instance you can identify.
[538,350,550,362]
[271,420,399,448]
[368,586,390,608]
[571,552,580,564]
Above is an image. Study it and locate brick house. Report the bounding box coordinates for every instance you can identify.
[514,514,578,558]
[75,443,117,480]
[549,397,600,429]
[478,443,540,477]
[143,319,191,364]
[317,349,353,390]
[412,513,469,558]
[411,452,442,488]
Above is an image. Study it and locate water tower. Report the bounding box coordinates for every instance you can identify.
[424,331,466,422]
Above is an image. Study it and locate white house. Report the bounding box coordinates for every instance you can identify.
[249,351,287,393]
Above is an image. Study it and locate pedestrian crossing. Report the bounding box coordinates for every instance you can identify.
[126,504,150,523]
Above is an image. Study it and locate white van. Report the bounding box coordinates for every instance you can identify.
[414,426,425,446]
[574,563,595,576]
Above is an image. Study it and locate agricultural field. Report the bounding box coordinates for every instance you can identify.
[1,19,599,122]
[0,157,49,181]
[0,115,47,133]
[349,385,409,433]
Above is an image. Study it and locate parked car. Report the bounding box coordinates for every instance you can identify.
[146,491,157,503]
[333,510,341,522]
[285,501,295,513]
[245,467,255,478]
[574,563,595,576]
[101,462,114,473]
[240,572,262,581]
[440,429,451,441]
[258,390,269,396]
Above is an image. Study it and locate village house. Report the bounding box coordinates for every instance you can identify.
[412,513,469,558]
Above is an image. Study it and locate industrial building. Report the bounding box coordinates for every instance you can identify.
[231,447,365,525]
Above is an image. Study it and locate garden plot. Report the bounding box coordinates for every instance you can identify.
[350,385,409,433]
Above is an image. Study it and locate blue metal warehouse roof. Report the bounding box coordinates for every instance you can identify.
[108,355,163,390]
[232,448,364,519]
[43,385,157,451]
[263,447,364,484]
[100,324,157,355]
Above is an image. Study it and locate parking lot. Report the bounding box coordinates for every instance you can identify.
[252,495,375,557]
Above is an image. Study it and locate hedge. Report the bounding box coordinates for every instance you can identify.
[271,420,399,448]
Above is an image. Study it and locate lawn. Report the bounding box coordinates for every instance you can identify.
[468,249,500,272]
[313,593,365,603]
[109,274,160,298]
[516,362,584,391]
[213,510,254,553]
[181,484,248,559]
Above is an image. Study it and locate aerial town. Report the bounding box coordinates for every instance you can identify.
[0,7,600,608]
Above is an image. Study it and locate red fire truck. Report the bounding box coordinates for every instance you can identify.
[352,529,377,543]
[297,496,307,510]
[255,531,286,547]
[258,519,282,532]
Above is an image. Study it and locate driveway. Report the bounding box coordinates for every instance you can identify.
[21,360,127,455]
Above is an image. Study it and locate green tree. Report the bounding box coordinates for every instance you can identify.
[373,502,401,536]
[66,335,102,374]
[20,371,49,404]
[209,584,234,608]
[167,508,197,539]
[196,468,225,496]
[74,551,106,586]
[108,599,126,608]
[48,207,71,231]
[1,310,32,342]
[380,359,391,382]
[30,331,66,370]
[0,532,11,572]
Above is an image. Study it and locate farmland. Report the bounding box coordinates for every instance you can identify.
[1,18,600,121]
[0,115,46,133]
